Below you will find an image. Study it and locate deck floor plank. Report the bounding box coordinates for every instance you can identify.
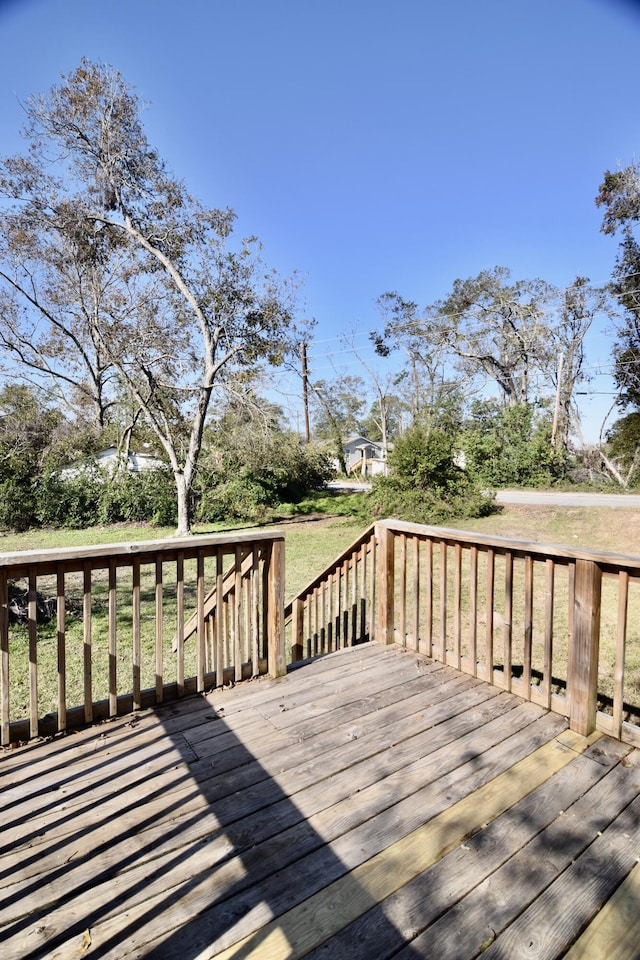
[563,860,640,960]
[0,675,487,887]
[303,736,632,960]
[392,745,639,959]
[1,644,639,960]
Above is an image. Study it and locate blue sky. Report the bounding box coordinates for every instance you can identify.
[1,0,639,439]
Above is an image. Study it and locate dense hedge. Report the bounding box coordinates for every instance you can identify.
[35,468,179,529]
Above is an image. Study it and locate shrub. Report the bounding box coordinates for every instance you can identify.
[365,426,494,524]
[199,471,273,523]
[35,468,178,530]
[97,469,177,526]
[461,400,565,487]
[197,435,334,523]
[36,471,103,528]
[0,478,39,532]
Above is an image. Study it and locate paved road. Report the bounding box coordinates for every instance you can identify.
[327,481,640,508]
[495,489,640,508]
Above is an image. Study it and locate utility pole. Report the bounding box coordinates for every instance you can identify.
[300,341,311,443]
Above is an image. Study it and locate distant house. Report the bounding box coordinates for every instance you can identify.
[59,446,165,480]
[342,436,390,477]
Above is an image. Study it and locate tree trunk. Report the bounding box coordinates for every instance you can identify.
[174,472,192,537]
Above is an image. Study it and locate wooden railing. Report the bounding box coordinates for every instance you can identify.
[284,525,377,662]
[378,519,640,744]
[6,518,640,748]
[287,518,640,746]
[0,531,285,746]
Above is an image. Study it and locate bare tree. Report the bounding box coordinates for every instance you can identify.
[372,291,463,431]
[547,276,612,451]
[339,330,398,450]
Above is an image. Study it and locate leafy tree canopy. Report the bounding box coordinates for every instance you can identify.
[596,163,640,412]
[0,60,300,533]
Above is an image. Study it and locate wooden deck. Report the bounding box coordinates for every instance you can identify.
[2,642,640,960]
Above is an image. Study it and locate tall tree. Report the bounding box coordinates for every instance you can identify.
[596,163,640,410]
[439,266,554,406]
[372,291,460,431]
[546,276,612,451]
[0,60,298,534]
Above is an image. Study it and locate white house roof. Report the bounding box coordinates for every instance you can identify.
[60,447,164,479]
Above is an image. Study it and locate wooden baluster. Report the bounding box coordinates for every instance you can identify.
[0,568,8,746]
[523,555,534,697]
[613,570,629,740]
[224,588,232,672]
[412,536,420,652]
[439,541,447,664]
[132,557,141,710]
[108,560,117,717]
[370,534,377,644]
[56,564,67,731]
[336,564,343,649]
[360,541,367,643]
[567,561,575,686]
[327,571,334,652]
[503,552,513,691]
[215,548,224,686]
[251,547,260,675]
[234,545,242,682]
[399,534,407,648]
[376,522,395,645]
[292,597,304,662]
[543,559,555,709]
[267,538,285,678]
[486,548,495,682]
[469,546,478,677]
[155,557,163,702]
[196,552,205,692]
[454,543,462,670]
[569,558,601,736]
[176,551,185,697]
[304,594,312,659]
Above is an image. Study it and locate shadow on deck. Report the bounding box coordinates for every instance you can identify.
[2,643,640,959]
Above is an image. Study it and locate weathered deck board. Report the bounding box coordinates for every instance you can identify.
[2,643,639,960]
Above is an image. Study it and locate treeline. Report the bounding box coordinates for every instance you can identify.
[0,385,333,532]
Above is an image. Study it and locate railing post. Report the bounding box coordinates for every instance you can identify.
[267,537,286,677]
[569,558,601,736]
[376,522,395,645]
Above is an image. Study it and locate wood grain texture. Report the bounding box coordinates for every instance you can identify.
[1,644,638,960]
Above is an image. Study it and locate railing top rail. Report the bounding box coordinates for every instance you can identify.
[0,528,285,573]
[376,518,640,571]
